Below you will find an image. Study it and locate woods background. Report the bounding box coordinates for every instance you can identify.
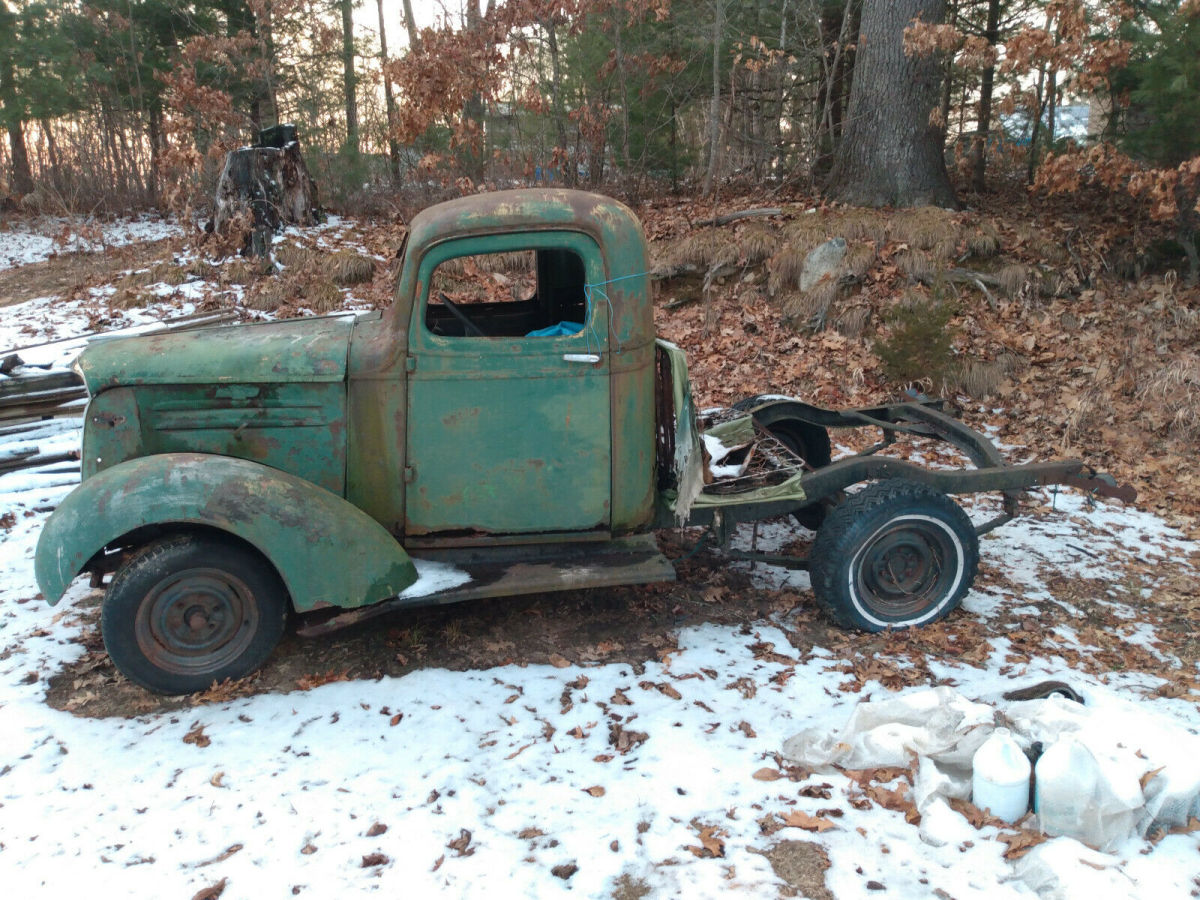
[0,0,1197,252]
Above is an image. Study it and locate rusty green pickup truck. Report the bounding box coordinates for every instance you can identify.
[34,189,1131,693]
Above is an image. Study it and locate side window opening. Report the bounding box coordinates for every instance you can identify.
[425,248,588,338]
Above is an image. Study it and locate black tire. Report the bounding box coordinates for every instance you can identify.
[101,534,289,694]
[809,479,978,632]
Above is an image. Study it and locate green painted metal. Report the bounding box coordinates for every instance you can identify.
[405,230,613,536]
[81,382,348,494]
[35,453,417,611]
[77,316,353,393]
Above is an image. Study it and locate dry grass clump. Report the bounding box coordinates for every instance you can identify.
[111,286,155,309]
[768,244,809,294]
[783,278,841,331]
[115,269,154,290]
[997,263,1032,297]
[1137,353,1200,441]
[328,250,375,286]
[842,241,877,278]
[304,278,344,313]
[274,241,317,269]
[890,206,959,251]
[947,351,1025,398]
[738,225,778,266]
[838,208,889,244]
[834,301,872,338]
[896,249,935,281]
[221,260,258,285]
[965,222,1001,259]
[245,279,288,311]
[669,230,731,269]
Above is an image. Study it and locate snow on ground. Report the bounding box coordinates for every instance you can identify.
[1,223,1198,898]
[0,216,182,271]
[2,478,1199,899]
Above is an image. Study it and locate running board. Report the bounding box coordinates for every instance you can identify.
[296,534,676,637]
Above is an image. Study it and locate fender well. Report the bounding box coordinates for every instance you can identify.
[35,453,417,612]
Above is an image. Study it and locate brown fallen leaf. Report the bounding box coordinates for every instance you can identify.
[752,767,782,781]
[506,742,534,760]
[209,771,225,788]
[366,822,387,837]
[361,852,389,867]
[583,785,606,797]
[1139,766,1165,790]
[193,844,243,869]
[389,713,403,726]
[300,843,317,855]
[183,723,210,748]
[548,653,571,668]
[447,828,474,857]
[611,688,633,706]
[517,827,545,840]
[685,824,727,858]
[191,878,227,900]
[782,810,837,832]
[431,854,445,872]
[998,829,1046,860]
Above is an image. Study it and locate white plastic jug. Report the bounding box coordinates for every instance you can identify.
[1035,733,1100,840]
[971,727,1031,822]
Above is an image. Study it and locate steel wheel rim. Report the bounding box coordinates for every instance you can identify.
[136,568,259,675]
[853,518,956,619]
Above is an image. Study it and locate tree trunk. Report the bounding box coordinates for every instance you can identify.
[702,0,725,197]
[376,0,401,177]
[825,0,957,208]
[400,0,419,48]
[340,0,358,153]
[0,48,32,196]
[968,0,1000,192]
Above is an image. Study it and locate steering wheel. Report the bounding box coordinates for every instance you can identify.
[438,291,486,337]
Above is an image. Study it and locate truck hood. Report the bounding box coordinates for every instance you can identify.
[77,315,354,393]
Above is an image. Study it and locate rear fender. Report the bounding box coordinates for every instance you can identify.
[35,453,417,612]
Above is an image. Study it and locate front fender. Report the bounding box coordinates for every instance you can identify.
[35,453,417,612]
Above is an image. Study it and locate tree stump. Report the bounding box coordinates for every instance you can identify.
[211,125,319,256]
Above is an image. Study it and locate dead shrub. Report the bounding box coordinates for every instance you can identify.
[328,250,375,286]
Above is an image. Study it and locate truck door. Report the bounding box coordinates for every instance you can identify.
[404,231,612,539]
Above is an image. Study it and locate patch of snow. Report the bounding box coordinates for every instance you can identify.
[0,215,181,271]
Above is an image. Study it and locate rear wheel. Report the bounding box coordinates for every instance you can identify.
[809,479,978,631]
[101,534,288,694]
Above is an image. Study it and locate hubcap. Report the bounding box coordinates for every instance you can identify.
[854,519,956,619]
[136,569,259,675]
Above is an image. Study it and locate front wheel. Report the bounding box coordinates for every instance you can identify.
[101,535,289,694]
[809,479,979,632]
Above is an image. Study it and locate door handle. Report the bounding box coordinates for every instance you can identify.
[563,353,601,364]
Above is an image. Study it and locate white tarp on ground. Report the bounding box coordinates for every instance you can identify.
[782,686,1200,858]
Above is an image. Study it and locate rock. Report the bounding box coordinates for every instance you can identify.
[800,237,847,291]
